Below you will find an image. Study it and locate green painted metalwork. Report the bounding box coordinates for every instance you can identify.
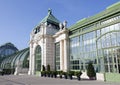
[69,1,120,31]
[0,48,29,69]
[107,1,120,9]
[69,9,120,80]
[69,18,120,38]
[96,30,120,41]
[105,73,120,82]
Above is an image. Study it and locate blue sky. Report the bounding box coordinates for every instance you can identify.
[0,0,119,50]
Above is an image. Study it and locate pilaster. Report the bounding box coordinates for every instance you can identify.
[63,39,68,72]
[60,40,64,70]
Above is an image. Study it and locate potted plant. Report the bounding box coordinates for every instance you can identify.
[44,71,47,77]
[68,71,74,80]
[63,72,67,79]
[46,71,51,77]
[46,64,51,77]
[87,62,96,80]
[50,71,54,78]
[41,65,46,77]
[42,65,45,71]
[53,71,57,78]
[75,71,82,81]
[47,64,50,71]
[58,71,63,79]
[41,71,44,77]
[41,71,46,77]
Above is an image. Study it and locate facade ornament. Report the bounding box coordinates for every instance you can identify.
[48,24,52,28]
[37,26,40,32]
[59,21,67,31]
[44,22,47,27]
[48,8,52,15]
[63,20,67,29]
[59,23,63,31]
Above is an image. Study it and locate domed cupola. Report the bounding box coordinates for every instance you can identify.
[40,8,60,25]
[32,9,60,35]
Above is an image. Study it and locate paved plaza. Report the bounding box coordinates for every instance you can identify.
[0,75,119,85]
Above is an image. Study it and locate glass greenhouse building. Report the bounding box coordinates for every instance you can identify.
[0,48,29,74]
[0,42,18,64]
[69,2,120,82]
[0,42,18,57]
[0,1,120,82]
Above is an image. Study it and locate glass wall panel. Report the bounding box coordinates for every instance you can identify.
[70,31,97,71]
[70,21,120,73]
[55,42,60,71]
[97,23,120,73]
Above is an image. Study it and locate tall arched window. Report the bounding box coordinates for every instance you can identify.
[97,31,120,73]
[35,45,41,72]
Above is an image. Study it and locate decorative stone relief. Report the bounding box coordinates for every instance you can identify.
[63,21,67,29]
[59,20,67,31]
[59,23,63,31]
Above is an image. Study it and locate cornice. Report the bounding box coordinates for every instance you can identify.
[53,29,69,38]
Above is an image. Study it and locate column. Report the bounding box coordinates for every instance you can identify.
[28,43,33,75]
[41,42,44,66]
[30,44,35,75]
[64,39,68,72]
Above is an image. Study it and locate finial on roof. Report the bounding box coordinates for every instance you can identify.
[48,8,52,15]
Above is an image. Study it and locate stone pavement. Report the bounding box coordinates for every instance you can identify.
[0,75,119,85]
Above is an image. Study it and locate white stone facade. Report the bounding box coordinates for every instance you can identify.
[28,21,69,75]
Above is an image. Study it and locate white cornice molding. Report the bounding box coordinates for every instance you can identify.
[53,29,69,38]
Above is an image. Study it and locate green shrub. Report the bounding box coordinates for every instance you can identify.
[87,62,96,78]
[68,71,74,76]
[2,69,15,74]
[58,70,63,75]
[63,72,67,79]
[75,71,82,77]
[53,71,57,78]
[47,64,50,71]
[63,72,67,75]
[42,65,45,71]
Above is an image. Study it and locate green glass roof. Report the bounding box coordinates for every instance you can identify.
[69,1,120,31]
[0,48,29,69]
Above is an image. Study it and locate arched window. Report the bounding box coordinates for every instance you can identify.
[35,45,41,71]
[97,31,120,73]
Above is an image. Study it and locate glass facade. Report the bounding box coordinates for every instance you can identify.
[70,32,97,71]
[0,48,29,69]
[55,42,60,71]
[97,23,120,73]
[70,14,120,73]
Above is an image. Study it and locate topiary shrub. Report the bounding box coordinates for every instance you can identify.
[53,71,57,78]
[63,72,67,79]
[47,64,50,71]
[87,62,96,80]
[58,71,63,78]
[41,65,46,77]
[42,65,45,71]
